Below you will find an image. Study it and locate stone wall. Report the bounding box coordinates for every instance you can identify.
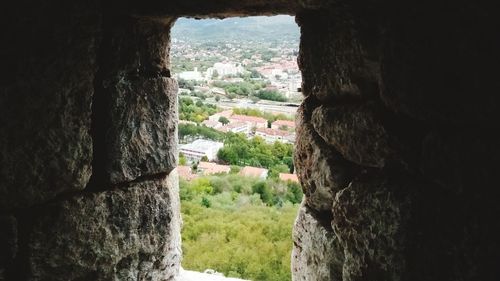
[0,3,181,280]
[292,3,500,281]
[1,0,499,280]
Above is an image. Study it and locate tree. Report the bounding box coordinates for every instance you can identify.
[201,155,209,162]
[215,96,221,102]
[252,181,273,205]
[211,69,219,79]
[250,96,260,104]
[201,196,211,208]
[279,125,289,131]
[179,153,187,165]
[269,164,291,179]
[218,116,230,125]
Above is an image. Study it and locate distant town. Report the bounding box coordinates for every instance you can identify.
[172,16,301,183]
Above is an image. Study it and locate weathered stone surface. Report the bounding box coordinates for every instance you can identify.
[312,103,399,168]
[332,173,410,281]
[292,202,343,281]
[0,216,17,280]
[106,77,178,184]
[0,2,100,210]
[297,9,381,101]
[93,16,178,184]
[294,100,359,212]
[26,171,181,281]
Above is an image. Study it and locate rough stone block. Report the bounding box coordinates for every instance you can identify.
[106,77,178,184]
[294,101,359,212]
[292,202,343,281]
[297,9,381,101]
[26,171,181,281]
[332,173,410,281]
[312,103,399,168]
[0,2,99,210]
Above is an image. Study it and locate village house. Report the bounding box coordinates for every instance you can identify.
[255,127,295,143]
[201,119,222,129]
[177,166,198,181]
[208,110,233,122]
[278,173,299,183]
[197,161,231,175]
[216,122,250,134]
[239,166,268,179]
[271,119,295,131]
[229,114,267,129]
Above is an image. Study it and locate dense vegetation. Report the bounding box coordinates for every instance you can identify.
[232,107,293,123]
[217,133,294,173]
[179,123,225,142]
[211,80,289,102]
[255,89,288,102]
[180,173,302,281]
[179,97,219,123]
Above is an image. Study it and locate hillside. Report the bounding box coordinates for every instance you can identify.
[172,15,299,42]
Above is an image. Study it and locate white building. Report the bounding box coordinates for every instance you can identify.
[206,62,245,78]
[255,128,295,143]
[179,139,224,163]
[178,67,205,81]
[201,119,222,129]
[217,122,250,135]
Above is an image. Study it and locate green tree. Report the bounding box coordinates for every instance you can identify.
[218,116,230,125]
[215,96,221,102]
[212,69,219,79]
[179,153,187,165]
[252,181,273,205]
[201,196,211,208]
[269,164,291,179]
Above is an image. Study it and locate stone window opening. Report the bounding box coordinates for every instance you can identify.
[170,15,303,280]
[2,2,498,280]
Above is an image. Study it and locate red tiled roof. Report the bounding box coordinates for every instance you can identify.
[198,161,231,175]
[256,128,291,137]
[177,166,198,181]
[239,166,268,178]
[272,119,295,128]
[230,115,267,124]
[279,173,299,183]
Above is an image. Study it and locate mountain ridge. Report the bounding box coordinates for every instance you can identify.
[172,16,299,42]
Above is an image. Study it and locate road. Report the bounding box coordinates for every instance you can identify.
[206,98,300,116]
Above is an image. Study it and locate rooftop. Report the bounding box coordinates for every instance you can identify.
[178,166,198,181]
[272,119,295,127]
[239,166,268,178]
[198,161,231,175]
[279,173,299,183]
[230,114,267,123]
[256,127,292,137]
